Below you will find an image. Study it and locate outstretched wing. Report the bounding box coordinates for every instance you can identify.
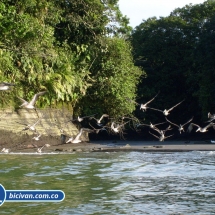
[167,99,185,112]
[182,117,193,127]
[187,123,199,133]
[29,91,47,106]
[144,92,159,106]
[149,131,159,139]
[165,117,179,128]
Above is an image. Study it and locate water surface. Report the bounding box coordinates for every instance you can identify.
[1,151,215,214]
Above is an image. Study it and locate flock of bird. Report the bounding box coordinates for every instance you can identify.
[0,81,215,153]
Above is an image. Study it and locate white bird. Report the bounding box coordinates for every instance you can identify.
[66,128,91,144]
[127,92,159,111]
[137,121,166,129]
[69,114,96,123]
[32,133,42,141]
[149,100,184,116]
[207,112,215,122]
[37,145,46,153]
[0,82,15,90]
[187,122,215,133]
[17,118,41,132]
[111,121,129,133]
[89,114,109,126]
[1,148,9,153]
[165,117,193,134]
[149,125,173,141]
[18,91,47,109]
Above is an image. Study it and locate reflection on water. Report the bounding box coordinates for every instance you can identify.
[1,151,215,214]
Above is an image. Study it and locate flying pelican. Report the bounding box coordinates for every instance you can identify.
[32,133,42,141]
[207,112,215,122]
[137,121,166,129]
[68,114,96,123]
[36,143,50,153]
[150,100,185,116]
[89,114,109,126]
[165,117,193,134]
[187,122,215,133]
[17,91,47,109]
[126,92,159,111]
[149,125,173,141]
[17,118,41,133]
[0,82,15,90]
[66,128,92,144]
[110,121,129,133]
[89,122,108,134]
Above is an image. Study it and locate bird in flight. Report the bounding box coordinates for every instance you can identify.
[149,125,173,141]
[127,92,159,111]
[187,122,215,133]
[0,82,15,91]
[17,91,47,109]
[66,128,93,144]
[150,99,185,116]
[89,114,109,126]
[17,118,41,133]
[165,117,193,134]
[207,112,215,122]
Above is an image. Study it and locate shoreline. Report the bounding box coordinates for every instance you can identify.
[2,140,215,154]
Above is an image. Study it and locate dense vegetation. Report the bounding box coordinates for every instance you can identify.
[0,0,142,117]
[0,0,215,129]
[131,0,215,124]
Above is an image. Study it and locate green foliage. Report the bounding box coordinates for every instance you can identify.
[77,37,143,117]
[0,0,140,118]
[131,0,215,122]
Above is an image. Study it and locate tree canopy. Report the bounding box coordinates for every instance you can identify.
[0,0,142,117]
[130,0,215,123]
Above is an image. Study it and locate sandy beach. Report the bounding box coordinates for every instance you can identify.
[3,139,215,153]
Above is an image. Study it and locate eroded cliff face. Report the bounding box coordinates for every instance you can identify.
[0,108,89,149]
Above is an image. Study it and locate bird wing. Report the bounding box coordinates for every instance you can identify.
[182,117,193,127]
[165,117,179,128]
[204,122,214,129]
[167,99,184,112]
[29,91,47,106]
[149,131,159,139]
[164,133,174,140]
[73,128,83,141]
[144,92,159,105]
[32,118,41,126]
[147,107,163,113]
[187,123,199,133]
[17,97,28,105]
[16,121,28,126]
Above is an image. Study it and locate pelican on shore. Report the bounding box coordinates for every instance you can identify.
[18,91,47,109]
[165,117,193,133]
[0,82,15,91]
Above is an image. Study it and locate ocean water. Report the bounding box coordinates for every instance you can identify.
[1,151,215,214]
